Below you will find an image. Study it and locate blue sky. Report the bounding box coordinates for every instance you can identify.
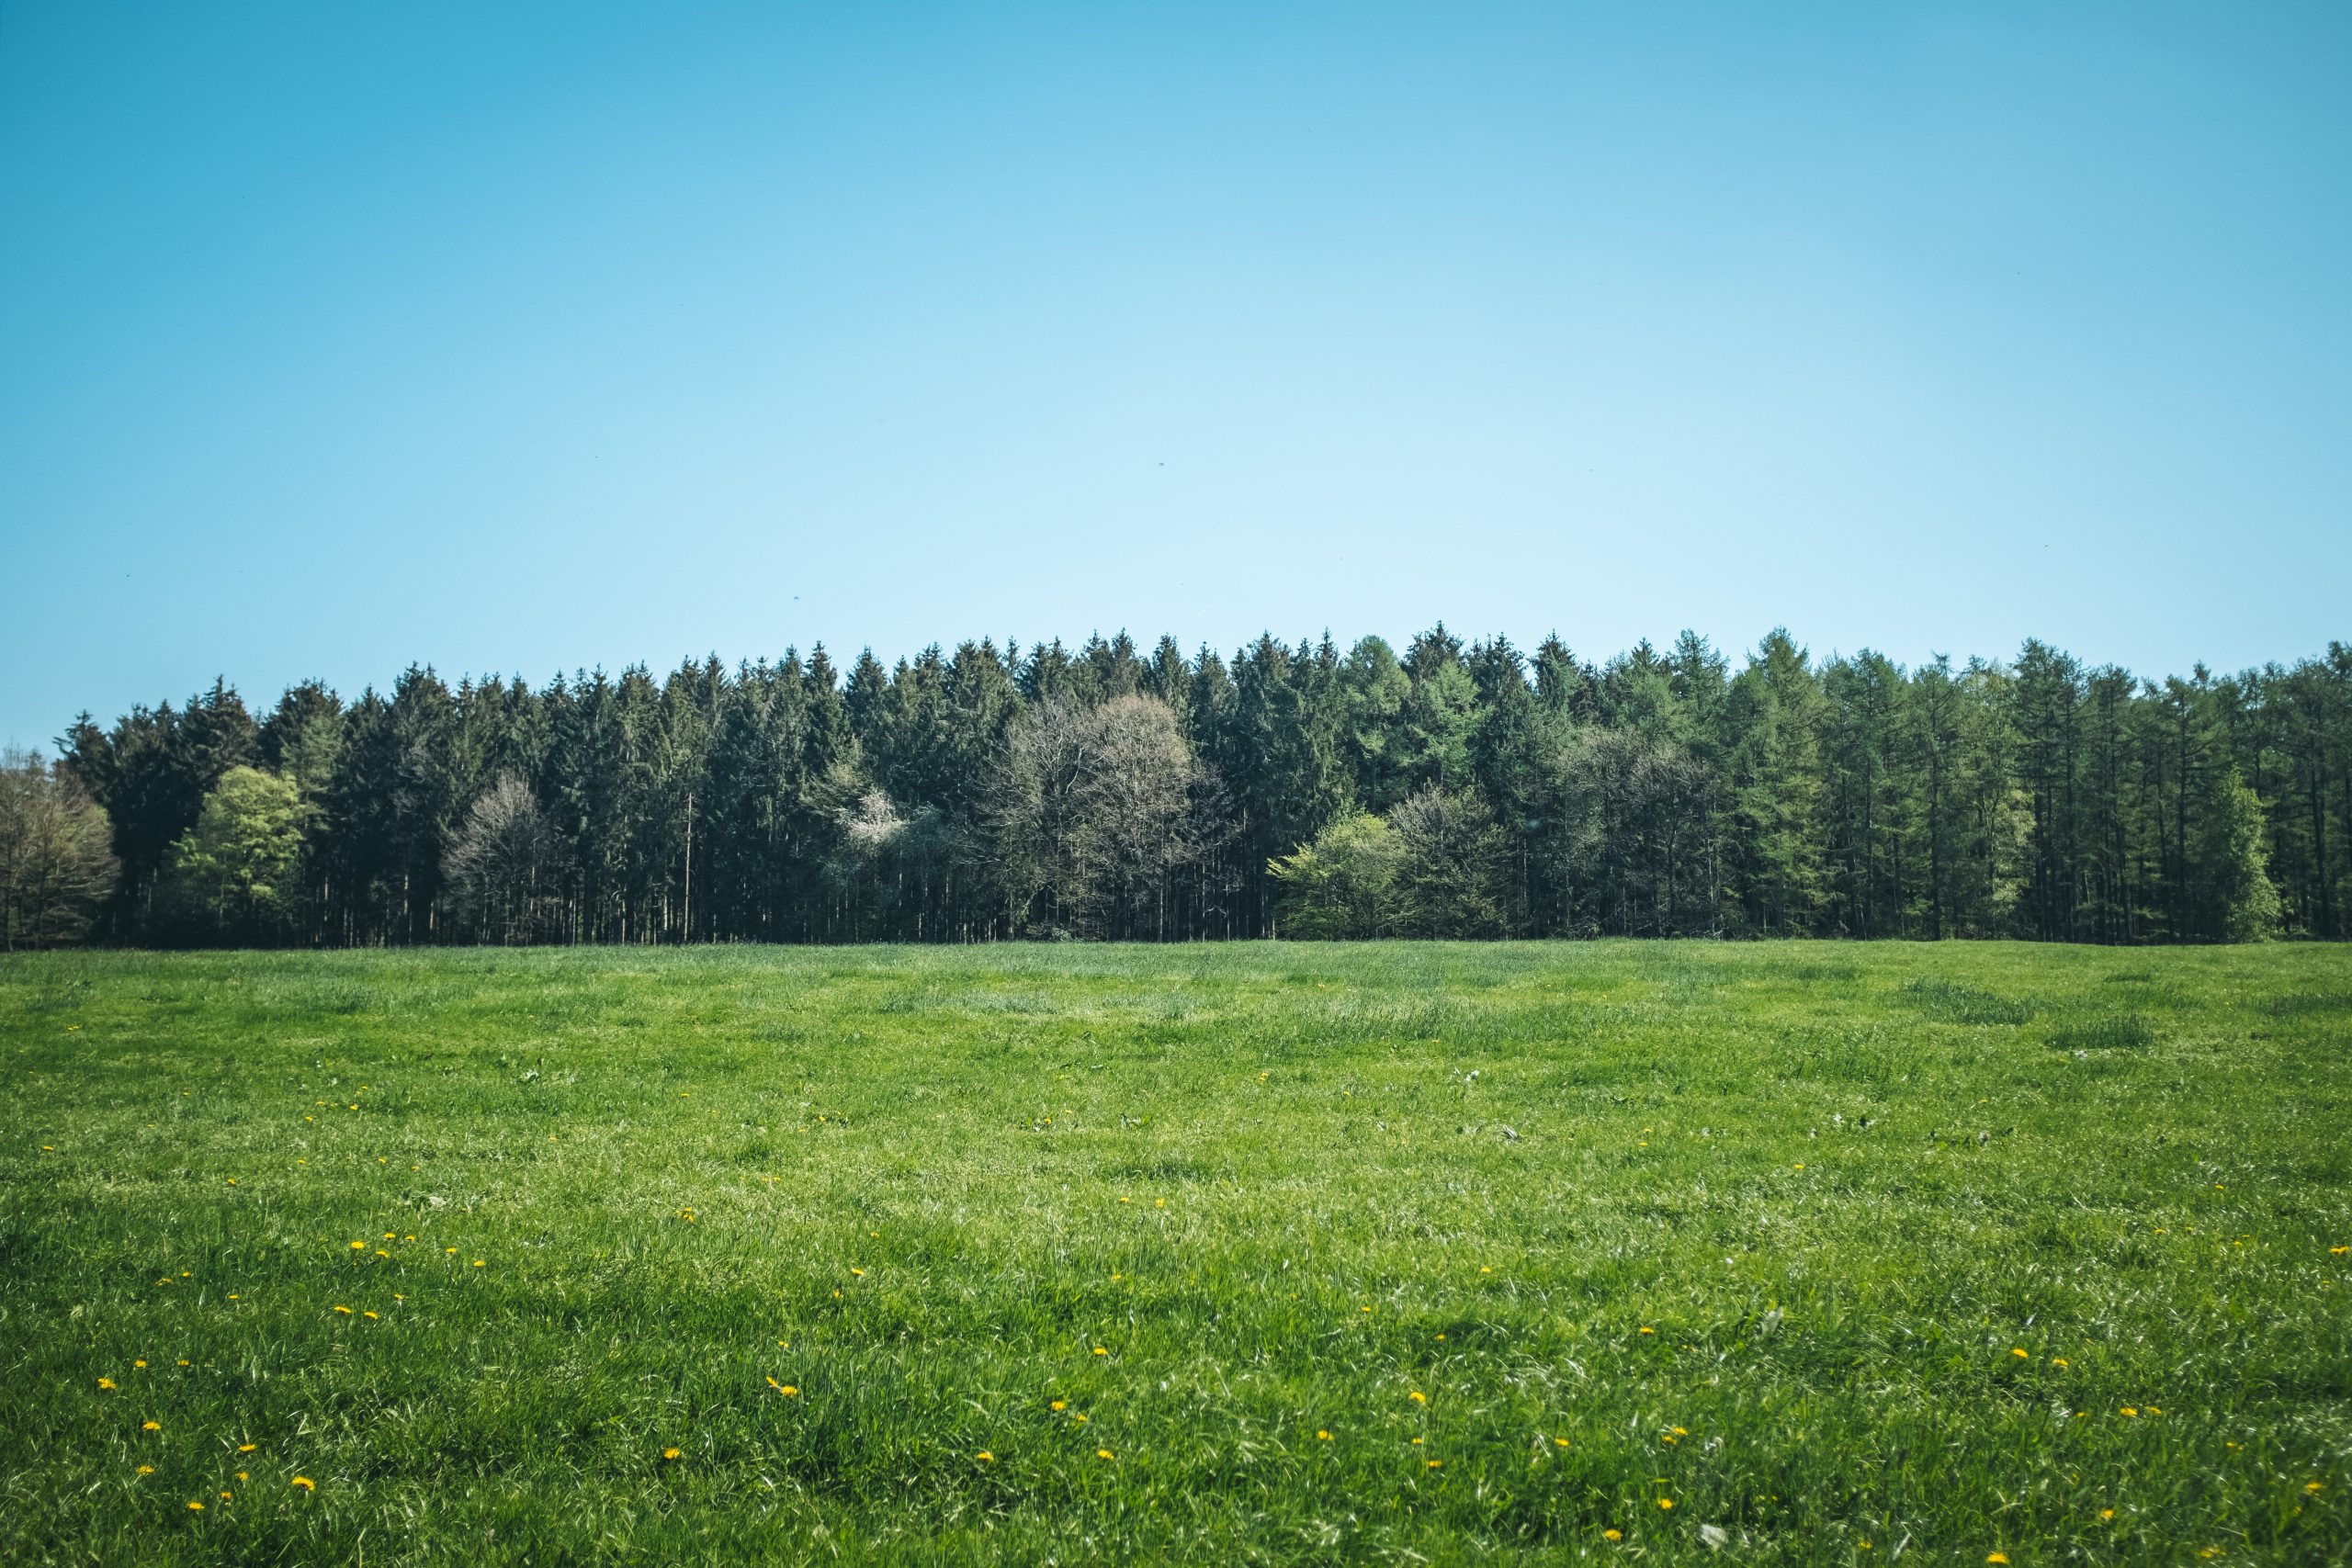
[3,1,2346,750]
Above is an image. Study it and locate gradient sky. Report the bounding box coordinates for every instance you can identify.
[3,1,2346,750]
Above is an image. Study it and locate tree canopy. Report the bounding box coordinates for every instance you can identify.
[50,627,2350,946]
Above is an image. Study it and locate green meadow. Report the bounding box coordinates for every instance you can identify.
[2,942,2347,1566]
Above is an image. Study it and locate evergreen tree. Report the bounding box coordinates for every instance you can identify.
[33,627,2347,948]
[1724,630,1826,935]
[1340,636,1413,811]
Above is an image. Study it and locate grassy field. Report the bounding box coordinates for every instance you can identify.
[2,942,2347,1566]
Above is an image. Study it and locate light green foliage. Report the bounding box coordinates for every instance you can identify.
[169,766,307,930]
[0,749,117,950]
[1271,793,1512,939]
[3,942,2346,1564]
[2204,769,2281,942]
[1268,812,1403,937]
[1397,651,1479,796]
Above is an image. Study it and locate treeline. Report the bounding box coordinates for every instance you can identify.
[6,627,2348,951]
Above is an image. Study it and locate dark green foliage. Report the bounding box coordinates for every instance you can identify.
[1903,976,2038,1026]
[45,632,2352,946]
[2045,1014,2156,1050]
[1387,786,1513,938]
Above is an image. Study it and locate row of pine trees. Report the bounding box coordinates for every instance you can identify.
[28,626,2352,948]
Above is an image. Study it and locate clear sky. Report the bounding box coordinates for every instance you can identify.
[3,1,2346,750]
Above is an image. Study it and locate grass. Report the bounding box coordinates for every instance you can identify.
[1,941,2347,1565]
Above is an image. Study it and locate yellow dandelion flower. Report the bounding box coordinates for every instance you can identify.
[2052,1358,2069,1368]
[236,1472,247,1482]
[1092,1347,1108,1357]
[1096,1449,1114,1461]
[1987,1556,2008,1565]
[291,1476,315,1491]
[1409,1391,1427,1404]
[2120,1406,2139,1417]
[779,1385,798,1396]
[238,1443,256,1453]
[334,1306,352,1315]
[176,1359,189,1367]
[446,1247,458,1255]
[976,1450,994,1461]
[383,1233,395,1240]
[220,1490,232,1500]
[134,1359,147,1369]
[2307,1483,2324,1495]
[2010,1348,2029,1359]
[471,1260,484,1268]
[1638,1326,1655,1336]
[143,1421,161,1431]
[2332,1246,2348,1256]
[662,1448,682,1461]
[187,1500,204,1511]
[350,1241,365,1251]
[1658,1497,1674,1510]
[1317,1430,1332,1440]
[1050,1400,1068,1412]
[2099,1508,2115,1520]
[363,1311,379,1319]
[137,1464,153,1475]
[1427,1460,1442,1469]
[1411,1437,1424,1445]
[227,1179,237,1186]
[1602,1529,1622,1541]
[97,1377,116,1390]
[1554,1437,1569,1448]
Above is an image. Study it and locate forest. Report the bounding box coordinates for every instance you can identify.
[5,626,2347,949]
